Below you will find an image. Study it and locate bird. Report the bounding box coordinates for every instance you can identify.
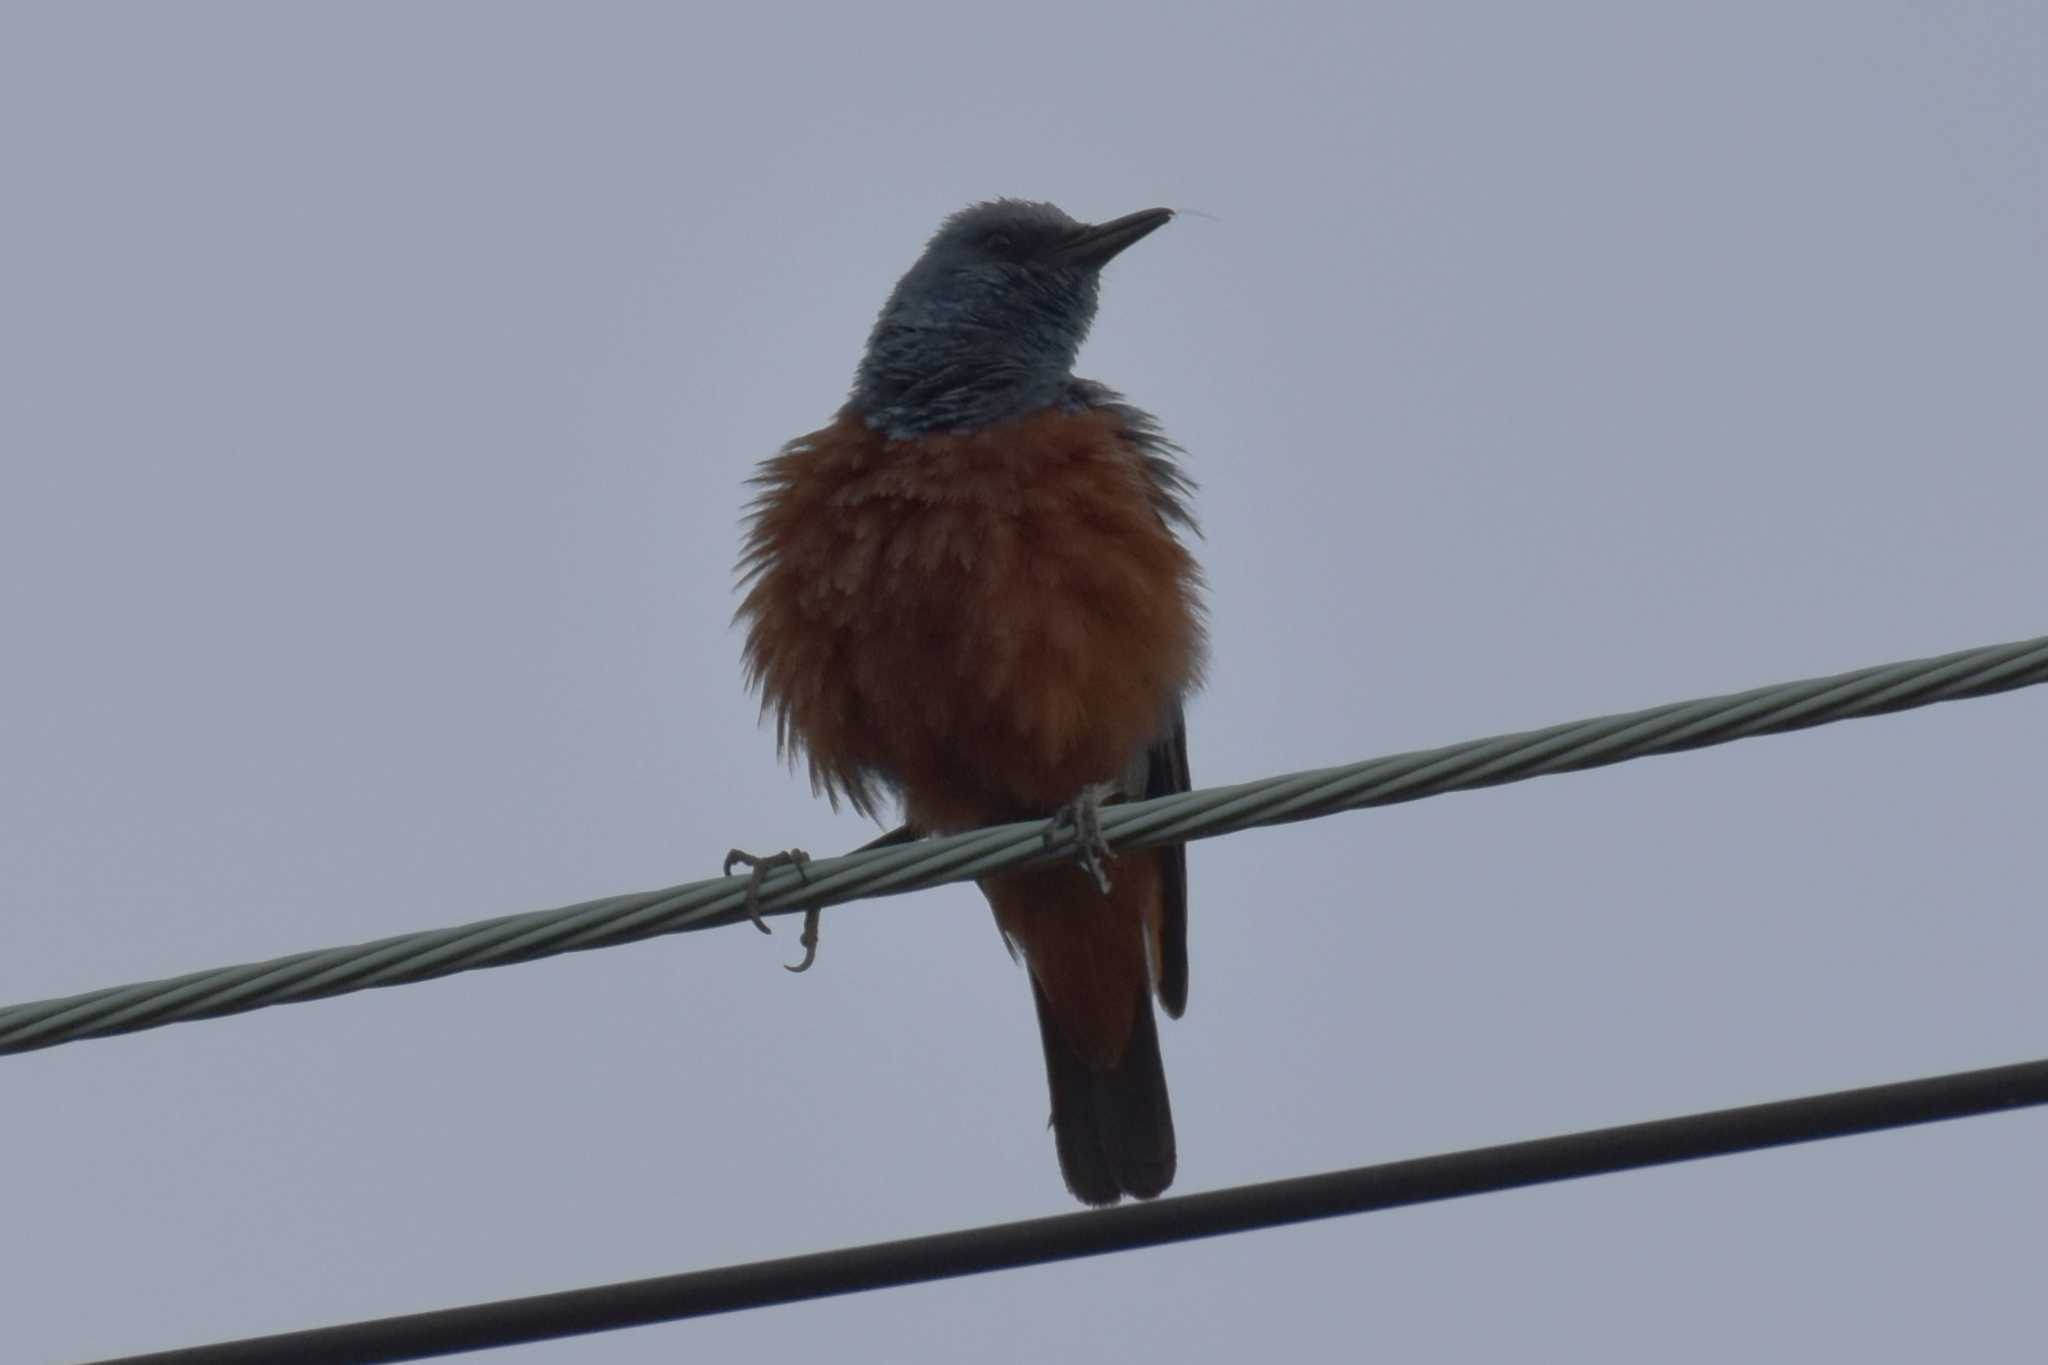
[733,199,1204,1205]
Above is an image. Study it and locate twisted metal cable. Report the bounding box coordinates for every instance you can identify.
[5,632,2043,1057]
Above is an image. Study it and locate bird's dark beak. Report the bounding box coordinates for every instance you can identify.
[1054,207,1174,268]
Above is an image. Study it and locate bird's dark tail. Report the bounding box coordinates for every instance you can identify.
[1031,976,1176,1206]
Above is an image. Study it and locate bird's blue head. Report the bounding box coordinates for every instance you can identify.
[851,199,1174,438]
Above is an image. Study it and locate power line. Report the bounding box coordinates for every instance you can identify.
[90,1055,2048,1364]
[5,630,2044,1057]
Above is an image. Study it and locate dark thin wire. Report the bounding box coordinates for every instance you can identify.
[90,1056,2048,1365]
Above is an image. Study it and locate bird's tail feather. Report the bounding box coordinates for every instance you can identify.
[1031,976,1176,1205]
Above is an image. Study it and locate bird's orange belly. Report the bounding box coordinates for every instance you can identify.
[740,406,1203,831]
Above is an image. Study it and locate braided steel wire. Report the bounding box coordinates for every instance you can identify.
[5,632,2042,1057]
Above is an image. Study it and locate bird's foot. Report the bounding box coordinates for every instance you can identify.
[786,907,823,974]
[1042,784,1117,894]
[721,847,811,935]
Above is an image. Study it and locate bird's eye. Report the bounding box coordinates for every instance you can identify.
[984,231,1016,254]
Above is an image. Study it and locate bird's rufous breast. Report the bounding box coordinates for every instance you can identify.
[738,403,1203,833]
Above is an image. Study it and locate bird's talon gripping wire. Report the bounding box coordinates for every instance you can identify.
[1043,785,1116,895]
[722,847,811,934]
[785,908,823,973]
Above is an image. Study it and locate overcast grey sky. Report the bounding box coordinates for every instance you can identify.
[5,4,2045,1361]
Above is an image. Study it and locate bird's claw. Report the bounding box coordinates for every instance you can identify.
[785,907,822,973]
[1043,786,1116,894]
[722,847,811,934]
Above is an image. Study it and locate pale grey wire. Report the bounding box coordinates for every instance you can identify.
[4,633,2043,1056]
